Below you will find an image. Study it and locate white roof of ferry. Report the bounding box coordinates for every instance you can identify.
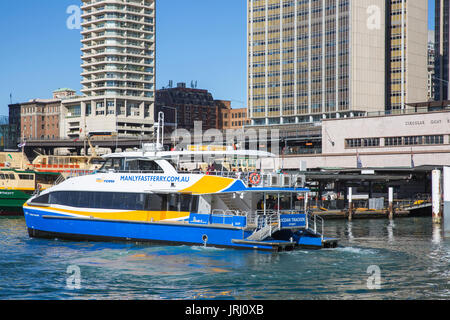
[102,149,276,159]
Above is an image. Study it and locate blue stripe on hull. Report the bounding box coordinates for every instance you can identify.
[24,208,277,251]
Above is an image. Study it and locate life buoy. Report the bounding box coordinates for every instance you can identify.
[249,173,261,185]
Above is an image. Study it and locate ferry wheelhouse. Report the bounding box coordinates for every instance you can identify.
[23,148,338,251]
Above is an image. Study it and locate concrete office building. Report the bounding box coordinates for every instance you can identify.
[248,0,428,125]
[248,0,387,126]
[428,30,436,101]
[62,0,156,139]
[385,0,428,111]
[435,0,450,101]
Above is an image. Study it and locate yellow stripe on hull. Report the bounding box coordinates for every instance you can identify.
[24,204,189,223]
[179,176,234,194]
[0,188,35,191]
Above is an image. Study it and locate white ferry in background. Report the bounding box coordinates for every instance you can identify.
[23,146,338,252]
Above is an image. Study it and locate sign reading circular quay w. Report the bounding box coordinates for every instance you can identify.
[404,118,450,127]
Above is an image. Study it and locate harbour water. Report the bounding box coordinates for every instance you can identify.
[0,216,449,300]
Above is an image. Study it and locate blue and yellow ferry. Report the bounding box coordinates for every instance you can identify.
[23,148,338,252]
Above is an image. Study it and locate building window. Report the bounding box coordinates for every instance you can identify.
[345,139,362,148]
[424,135,444,145]
[385,137,403,146]
[359,138,380,147]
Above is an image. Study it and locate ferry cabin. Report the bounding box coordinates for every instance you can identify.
[32,155,104,173]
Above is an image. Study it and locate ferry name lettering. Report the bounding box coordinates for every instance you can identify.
[281,217,305,223]
[120,175,190,183]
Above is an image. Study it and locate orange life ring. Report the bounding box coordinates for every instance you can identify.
[249,173,261,185]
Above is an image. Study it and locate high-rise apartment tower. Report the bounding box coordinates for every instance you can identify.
[61,0,156,139]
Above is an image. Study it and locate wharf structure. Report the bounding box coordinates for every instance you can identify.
[253,106,450,215]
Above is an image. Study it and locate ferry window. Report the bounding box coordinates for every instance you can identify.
[100,158,124,172]
[19,174,34,180]
[180,194,192,212]
[78,192,93,208]
[66,192,82,208]
[0,174,5,180]
[126,160,164,173]
[49,192,66,205]
[191,196,199,213]
[167,194,179,211]
[45,191,198,212]
[110,193,145,210]
[32,193,49,204]
[49,191,147,210]
[93,192,114,209]
[111,193,127,209]
[147,193,164,211]
[9,174,15,180]
[136,193,146,210]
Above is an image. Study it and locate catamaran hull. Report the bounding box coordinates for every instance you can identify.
[24,208,332,251]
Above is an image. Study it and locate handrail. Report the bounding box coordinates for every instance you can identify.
[307,212,324,239]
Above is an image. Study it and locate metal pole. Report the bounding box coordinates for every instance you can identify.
[388,187,394,220]
[348,187,353,222]
[432,169,442,224]
[443,167,450,233]
[304,191,309,212]
[264,192,266,216]
[277,192,280,215]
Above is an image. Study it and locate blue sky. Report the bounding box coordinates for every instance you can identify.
[0,0,434,116]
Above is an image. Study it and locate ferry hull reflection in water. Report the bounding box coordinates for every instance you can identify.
[24,147,338,251]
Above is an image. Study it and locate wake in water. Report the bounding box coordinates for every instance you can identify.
[332,246,378,255]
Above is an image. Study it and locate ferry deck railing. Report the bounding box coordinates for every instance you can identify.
[206,171,305,189]
[307,212,324,240]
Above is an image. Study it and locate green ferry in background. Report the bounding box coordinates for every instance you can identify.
[0,152,60,216]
